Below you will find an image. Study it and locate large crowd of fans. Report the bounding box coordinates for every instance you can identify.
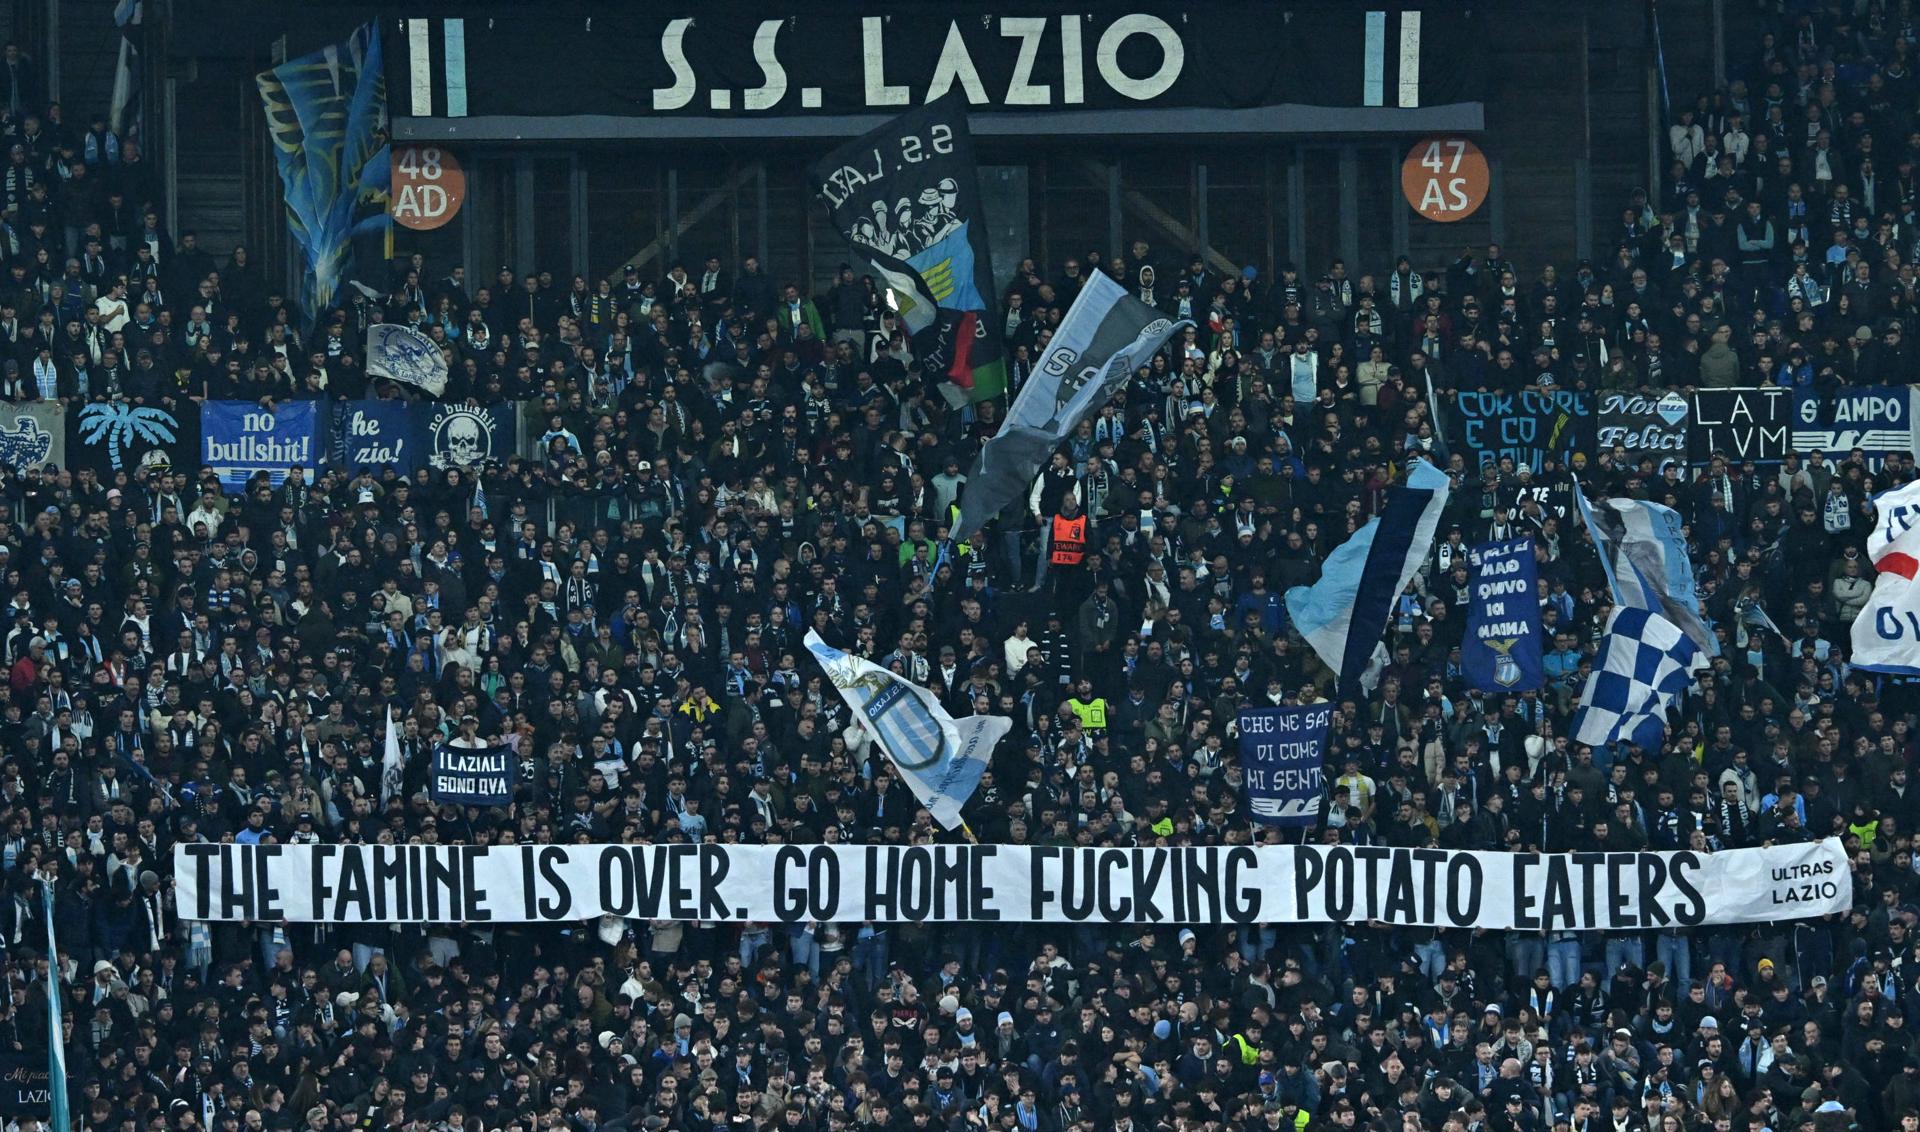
[5,11,1920,1132]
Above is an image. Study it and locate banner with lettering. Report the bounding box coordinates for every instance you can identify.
[1597,390,1689,471]
[0,1054,49,1117]
[1236,705,1333,827]
[202,401,322,491]
[428,744,514,806]
[1463,537,1543,693]
[1690,387,1791,463]
[1452,390,1592,470]
[812,95,1006,401]
[373,8,1484,125]
[331,399,420,473]
[1792,386,1916,470]
[423,402,511,469]
[176,838,1850,930]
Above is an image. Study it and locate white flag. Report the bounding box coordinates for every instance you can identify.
[366,323,448,396]
[805,630,1008,829]
[1853,480,1920,673]
[381,709,405,806]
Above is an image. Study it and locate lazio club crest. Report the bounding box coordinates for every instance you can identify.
[1488,638,1522,687]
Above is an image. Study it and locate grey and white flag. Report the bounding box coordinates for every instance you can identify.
[953,272,1187,536]
[366,323,449,397]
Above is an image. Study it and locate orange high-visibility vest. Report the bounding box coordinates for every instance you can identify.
[1050,514,1087,566]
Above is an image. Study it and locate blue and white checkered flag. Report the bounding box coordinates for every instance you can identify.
[1571,606,1700,750]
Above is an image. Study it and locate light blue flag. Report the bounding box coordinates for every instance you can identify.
[1574,488,1716,659]
[42,883,68,1132]
[805,630,1009,830]
[1285,459,1453,698]
[256,23,390,323]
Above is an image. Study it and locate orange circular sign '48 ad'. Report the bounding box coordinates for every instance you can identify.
[1402,136,1489,223]
[391,145,466,231]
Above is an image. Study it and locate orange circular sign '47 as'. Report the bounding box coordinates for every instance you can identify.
[1402,136,1489,223]
[391,145,466,231]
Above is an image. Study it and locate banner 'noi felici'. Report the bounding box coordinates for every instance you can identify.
[176,839,1849,930]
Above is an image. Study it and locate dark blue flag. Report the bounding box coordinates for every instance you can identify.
[335,399,420,473]
[1237,705,1334,827]
[1463,537,1544,693]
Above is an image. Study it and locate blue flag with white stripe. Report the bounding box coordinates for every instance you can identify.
[1285,460,1452,698]
[1575,487,1716,660]
[1571,606,1700,750]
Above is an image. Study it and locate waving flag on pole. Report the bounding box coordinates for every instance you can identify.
[366,323,449,396]
[1736,595,1787,645]
[256,22,391,323]
[1285,459,1452,700]
[1575,488,1716,660]
[1572,606,1700,749]
[110,0,144,139]
[1853,479,1920,673]
[380,707,405,806]
[806,631,1008,829]
[43,882,69,1132]
[1424,371,1451,463]
[955,272,1189,536]
[811,94,1006,402]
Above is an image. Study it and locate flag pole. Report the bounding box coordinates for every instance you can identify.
[958,821,979,845]
[41,880,69,1132]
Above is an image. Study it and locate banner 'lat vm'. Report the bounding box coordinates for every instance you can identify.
[176,839,1850,929]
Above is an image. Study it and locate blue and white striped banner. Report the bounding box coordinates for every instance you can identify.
[1286,459,1452,696]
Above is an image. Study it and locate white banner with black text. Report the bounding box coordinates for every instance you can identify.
[175,839,1849,930]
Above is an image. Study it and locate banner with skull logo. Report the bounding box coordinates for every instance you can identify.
[425,403,509,470]
[811,93,1006,403]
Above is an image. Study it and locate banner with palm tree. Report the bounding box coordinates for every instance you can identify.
[73,400,182,479]
[256,22,391,325]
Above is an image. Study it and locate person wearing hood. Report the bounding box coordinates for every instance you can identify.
[1699,324,1742,386]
